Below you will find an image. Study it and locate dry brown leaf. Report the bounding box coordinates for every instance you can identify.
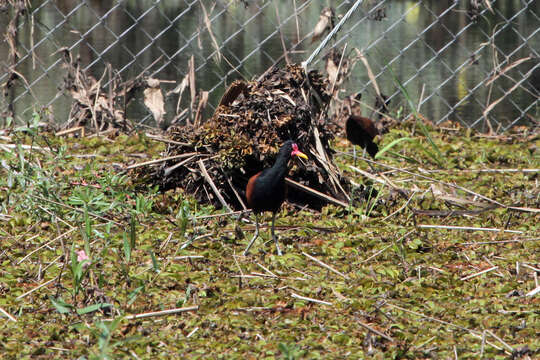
[144,78,166,125]
[326,56,338,87]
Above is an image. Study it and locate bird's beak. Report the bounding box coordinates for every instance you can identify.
[292,150,308,160]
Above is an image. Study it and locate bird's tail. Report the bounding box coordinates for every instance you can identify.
[366,141,379,158]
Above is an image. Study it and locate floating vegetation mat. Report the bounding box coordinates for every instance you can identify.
[0,119,538,358]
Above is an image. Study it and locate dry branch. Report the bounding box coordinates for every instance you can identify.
[124,306,199,320]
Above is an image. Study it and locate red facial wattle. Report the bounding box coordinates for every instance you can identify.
[291,143,308,159]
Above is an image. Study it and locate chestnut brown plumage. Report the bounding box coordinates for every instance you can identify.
[346,115,379,162]
[243,141,307,256]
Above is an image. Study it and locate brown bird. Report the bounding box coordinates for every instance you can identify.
[311,7,334,43]
[346,115,379,163]
[243,141,308,256]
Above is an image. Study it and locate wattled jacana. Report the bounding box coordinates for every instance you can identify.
[346,115,379,163]
[243,141,308,256]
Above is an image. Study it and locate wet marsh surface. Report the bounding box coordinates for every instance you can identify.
[0,121,538,358]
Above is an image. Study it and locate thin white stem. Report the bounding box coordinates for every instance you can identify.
[16,277,57,300]
[302,251,349,280]
[291,292,332,305]
[124,306,198,320]
[0,307,16,322]
[460,266,499,281]
[418,224,523,234]
[357,320,394,342]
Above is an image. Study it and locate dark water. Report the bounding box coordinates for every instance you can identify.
[0,0,538,131]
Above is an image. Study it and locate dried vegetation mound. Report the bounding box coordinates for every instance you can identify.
[135,64,351,210]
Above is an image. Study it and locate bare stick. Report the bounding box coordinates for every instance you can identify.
[382,192,416,221]
[18,228,77,264]
[482,256,504,278]
[460,266,498,281]
[16,277,57,300]
[386,302,480,335]
[525,286,540,297]
[198,160,232,211]
[418,224,523,234]
[302,251,349,280]
[285,178,348,208]
[144,134,190,146]
[125,152,201,170]
[186,327,199,338]
[291,267,312,279]
[303,0,365,67]
[173,256,204,260]
[485,330,514,352]
[193,209,250,220]
[469,333,507,353]
[273,1,290,65]
[0,143,49,152]
[124,306,198,320]
[291,292,332,305]
[480,330,486,358]
[29,195,123,226]
[163,155,199,177]
[521,264,540,273]
[223,171,247,210]
[483,66,537,118]
[256,263,278,278]
[0,307,16,322]
[357,320,394,342]
[355,49,382,100]
[426,168,539,174]
[485,56,532,85]
[199,0,221,63]
[462,238,539,245]
[361,230,414,263]
[55,126,85,137]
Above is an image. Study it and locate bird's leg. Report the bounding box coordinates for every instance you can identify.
[271,212,282,256]
[243,213,259,256]
[353,145,357,167]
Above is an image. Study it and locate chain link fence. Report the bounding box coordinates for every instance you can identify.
[1,0,538,132]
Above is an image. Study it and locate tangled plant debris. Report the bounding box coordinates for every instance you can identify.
[133,64,355,210]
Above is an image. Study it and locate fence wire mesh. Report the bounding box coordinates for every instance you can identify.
[0,0,538,132]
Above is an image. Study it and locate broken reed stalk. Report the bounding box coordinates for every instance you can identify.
[285,178,348,208]
[302,251,350,280]
[525,286,540,297]
[198,159,232,212]
[0,307,16,322]
[256,262,278,277]
[123,306,199,320]
[418,224,523,234]
[125,152,201,170]
[303,0,365,68]
[18,228,77,264]
[460,266,498,281]
[291,292,332,305]
[16,277,58,300]
[357,320,394,342]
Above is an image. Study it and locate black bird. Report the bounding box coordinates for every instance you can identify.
[243,141,307,256]
[346,115,379,163]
